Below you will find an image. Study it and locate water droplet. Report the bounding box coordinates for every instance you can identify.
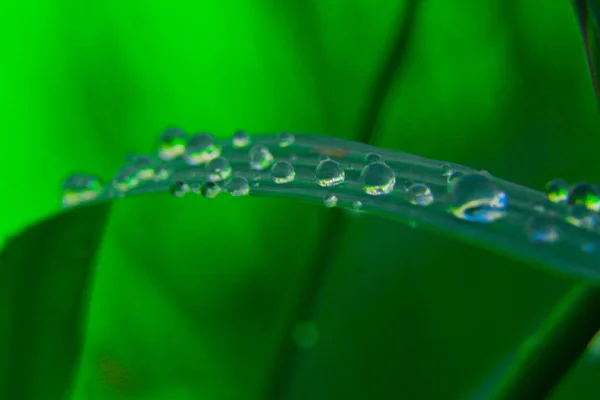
[249,145,274,170]
[226,177,250,196]
[526,215,560,244]
[360,162,396,196]
[440,164,454,179]
[112,165,141,192]
[158,128,188,160]
[449,173,508,223]
[126,154,158,180]
[365,153,383,164]
[568,182,600,212]
[533,204,546,213]
[352,200,363,210]
[189,182,202,194]
[315,159,345,187]
[184,133,222,165]
[61,174,104,207]
[566,205,598,229]
[279,132,295,148]
[407,183,434,206]
[169,180,190,198]
[447,171,465,184]
[292,321,319,349]
[200,181,222,199]
[324,194,338,208]
[545,178,569,204]
[206,157,232,182]
[232,130,251,148]
[271,161,296,184]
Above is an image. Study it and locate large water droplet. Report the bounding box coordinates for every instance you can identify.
[324,194,338,208]
[315,159,345,187]
[62,174,104,207]
[526,215,560,244]
[249,145,274,170]
[545,178,569,204]
[407,183,434,206]
[206,157,232,182]
[449,173,508,223]
[271,161,296,184]
[232,130,251,148]
[568,182,600,212]
[158,128,188,160]
[365,153,383,164]
[112,165,141,192]
[279,132,295,148]
[184,133,222,165]
[169,180,190,198]
[360,162,396,196]
[200,181,222,198]
[566,204,598,229]
[226,177,250,196]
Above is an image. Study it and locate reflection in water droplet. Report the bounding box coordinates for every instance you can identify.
[566,205,598,230]
[447,171,465,184]
[169,180,190,198]
[112,165,141,193]
[126,154,157,180]
[271,161,296,184]
[232,131,251,148]
[449,174,507,223]
[62,174,104,207]
[568,182,600,212]
[184,133,222,165]
[365,153,383,164]
[315,159,345,187]
[293,321,319,349]
[360,162,396,196]
[545,178,569,204]
[226,177,250,196]
[279,132,295,148]
[407,183,434,206]
[526,215,559,244]
[158,128,188,160]
[440,164,453,179]
[200,181,222,199]
[249,145,274,170]
[352,200,363,210]
[324,194,338,208]
[206,157,232,182]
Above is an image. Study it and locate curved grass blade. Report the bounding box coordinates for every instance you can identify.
[571,0,600,105]
[0,203,111,400]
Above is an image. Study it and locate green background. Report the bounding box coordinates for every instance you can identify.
[1,0,600,398]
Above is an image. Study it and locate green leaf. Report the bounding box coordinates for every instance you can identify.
[0,204,111,400]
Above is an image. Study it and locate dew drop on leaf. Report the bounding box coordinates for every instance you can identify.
[448,173,507,223]
[271,161,295,184]
[112,165,141,193]
[157,128,188,160]
[324,194,338,208]
[184,133,222,165]
[232,130,251,148]
[61,173,104,207]
[169,180,190,198]
[568,182,600,212]
[526,215,560,244]
[360,162,396,196]
[278,132,295,148]
[566,204,598,230]
[407,183,434,206]
[226,177,250,197]
[545,178,570,204]
[200,181,222,199]
[249,145,274,170]
[206,157,232,182]
[315,159,345,187]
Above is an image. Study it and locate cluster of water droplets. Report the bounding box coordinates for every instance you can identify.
[61,129,600,278]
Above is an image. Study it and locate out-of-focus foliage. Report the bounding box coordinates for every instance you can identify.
[0,0,599,399]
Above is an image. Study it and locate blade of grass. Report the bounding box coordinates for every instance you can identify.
[571,0,600,105]
[0,203,111,400]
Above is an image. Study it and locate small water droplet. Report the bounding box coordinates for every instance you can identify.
[200,181,222,199]
[526,215,560,244]
[206,157,232,182]
[232,130,251,148]
[533,204,546,213]
[112,165,141,192]
[324,194,338,208]
[184,133,222,165]
[271,161,296,184]
[352,200,363,210]
[169,180,190,198]
[447,171,465,184]
[365,153,383,164]
[407,183,434,206]
[449,174,508,223]
[440,164,454,179]
[279,132,295,148]
[158,128,188,160]
[545,179,569,204]
[126,154,158,180]
[566,205,598,229]
[360,162,396,196]
[154,166,172,181]
[315,159,345,187]
[226,177,250,196]
[249,145,274,170]
[568,182,600,212]
[62,174,104,207]
[292,321,319,349]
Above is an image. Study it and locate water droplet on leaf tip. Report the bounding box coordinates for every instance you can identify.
[61,173,104,207]
[566,204,598,230]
